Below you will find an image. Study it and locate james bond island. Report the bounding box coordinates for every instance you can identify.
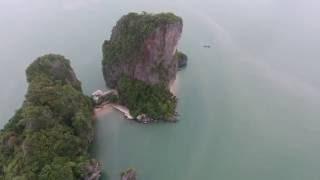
[101,12,188,123]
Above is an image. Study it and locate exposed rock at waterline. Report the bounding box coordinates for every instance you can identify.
[84,160,102,180]
[121,168,137,180]
[176,51,188,69]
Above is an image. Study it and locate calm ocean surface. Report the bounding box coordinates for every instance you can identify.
[1,0,320,179]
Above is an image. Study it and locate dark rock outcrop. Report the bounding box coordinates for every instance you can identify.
[121,168,137,180]
[176,51,188,69]
[84,160,102,180]
[102,12,186,89]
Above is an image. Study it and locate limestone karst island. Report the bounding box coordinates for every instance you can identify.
[97,12,187,123]
[0,12,187,180]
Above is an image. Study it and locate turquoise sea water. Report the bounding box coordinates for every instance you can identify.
[1,0,320,179]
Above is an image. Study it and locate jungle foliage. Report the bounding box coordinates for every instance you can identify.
[118,76,177,120]
[0,54,95,180]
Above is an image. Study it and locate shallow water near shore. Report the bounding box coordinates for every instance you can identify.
[2,0,320,180]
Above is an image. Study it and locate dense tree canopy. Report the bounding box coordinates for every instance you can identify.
[118,76,177,120]
[0,54,96,180]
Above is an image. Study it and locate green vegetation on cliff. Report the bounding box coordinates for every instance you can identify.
[118,76,177,120]
[101,12,184,121]
[26,54,82,91]
[175,51,188,69]
[102,12,182,65]
[0,54,97,180]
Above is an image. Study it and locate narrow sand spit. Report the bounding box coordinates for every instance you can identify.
[111,104,134,119]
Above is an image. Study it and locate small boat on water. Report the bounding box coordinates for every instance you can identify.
[203,45,211,48]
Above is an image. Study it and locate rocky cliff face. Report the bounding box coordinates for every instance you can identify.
[102,12,184,89]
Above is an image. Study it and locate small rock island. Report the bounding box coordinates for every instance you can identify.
[0,54,100,180]
[101,12,188,123]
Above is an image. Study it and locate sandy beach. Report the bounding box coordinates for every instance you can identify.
[94,103,114,118]
[170,76,179,95]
